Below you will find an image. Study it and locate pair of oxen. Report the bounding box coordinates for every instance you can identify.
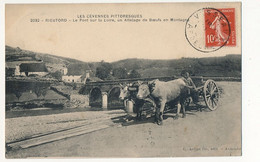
[119,78,196,125]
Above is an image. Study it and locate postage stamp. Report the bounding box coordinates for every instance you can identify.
[204,8,236,47]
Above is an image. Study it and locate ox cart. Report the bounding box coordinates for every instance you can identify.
[123,77,221,120]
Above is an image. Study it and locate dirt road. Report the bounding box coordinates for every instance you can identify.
[6,81,241,158]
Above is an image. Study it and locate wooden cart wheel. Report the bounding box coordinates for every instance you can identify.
[203,79,220,111]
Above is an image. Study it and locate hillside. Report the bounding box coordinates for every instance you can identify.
[6,46,241,78]
[112,55,241,77]
[5,46,100,73]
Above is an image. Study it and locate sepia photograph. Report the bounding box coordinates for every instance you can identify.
[4,2,243,158]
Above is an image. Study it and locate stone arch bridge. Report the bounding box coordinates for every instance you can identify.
[80,76,176,109]
[79,76,236,109]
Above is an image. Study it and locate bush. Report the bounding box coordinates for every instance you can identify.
[128,69,141,78]
[112,67,128,79]
[49,71,63,81]
[96,61,112,80]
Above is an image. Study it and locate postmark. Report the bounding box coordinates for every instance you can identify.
[185,8,234,53]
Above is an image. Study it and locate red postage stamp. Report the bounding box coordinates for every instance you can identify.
[204,8,236,47]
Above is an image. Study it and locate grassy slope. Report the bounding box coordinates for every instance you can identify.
[5,46,100,73]
[6,45,241,78]
[112,55,241,77]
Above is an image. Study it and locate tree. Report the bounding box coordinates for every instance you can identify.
[14,91,22,100]
[112,67,128,79]
[95,62,112,80]
[50,71,63,81]
[34,86,48,98]
[106,74,116,80]
[128,69,141,78]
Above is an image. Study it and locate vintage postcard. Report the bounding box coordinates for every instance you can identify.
[5,2,241,158]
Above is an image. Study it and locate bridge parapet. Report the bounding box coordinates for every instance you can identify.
[85,76,178,86]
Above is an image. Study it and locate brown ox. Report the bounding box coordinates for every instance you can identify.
[136,78,190,125]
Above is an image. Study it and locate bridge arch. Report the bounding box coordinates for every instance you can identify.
[107,85,121,96]
[89,87,102,108]
[108,86,124,109]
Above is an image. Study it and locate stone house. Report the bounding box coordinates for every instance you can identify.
[62,64,94,83]
[6,62,48,77]
[19,62,48,76]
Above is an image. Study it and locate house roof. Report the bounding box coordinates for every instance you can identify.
[67,64,91,76]
[6,61,42,69]
[20,63,48,72]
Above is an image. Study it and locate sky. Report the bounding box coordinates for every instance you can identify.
[5,3,241,62]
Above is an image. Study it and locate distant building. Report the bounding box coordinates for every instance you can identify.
[6,62,48,77]
[19,63,48,76]
[5,62,21,77]
[62,67,68,75]
[62,64,95,83]
[62,75,83,83]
